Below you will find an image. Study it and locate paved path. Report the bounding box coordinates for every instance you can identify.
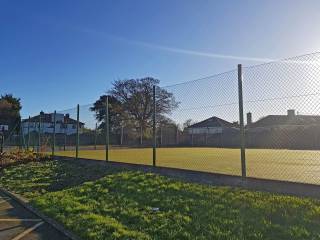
[0,192,70,240]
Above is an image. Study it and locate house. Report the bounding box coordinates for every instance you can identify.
[22,112,84,135]
[0,125,9,132]
[247,110,320,130]
[187,116,238,135]
[246,110,320,149]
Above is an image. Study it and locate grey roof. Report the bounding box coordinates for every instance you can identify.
[188,117,236,129]
[250,115,320,128]
[22,113,84,125]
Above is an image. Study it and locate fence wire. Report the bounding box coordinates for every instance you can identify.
[3,52,320,185]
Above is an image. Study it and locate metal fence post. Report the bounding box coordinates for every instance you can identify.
[153,85,156,166]
[176,126,179,145]
[19,120,23,149]
[238,64,247,178]
[120,124,124,145]
[76,104,80,159]
[140,126,143,145]
[52,111,56,157]
[0,129,3,153]
[27,116,30,150]
[191,130,194,146]
[94,122,97,150]
[64,123,66,151]
[105,96,109,161]
[38,112,41,153]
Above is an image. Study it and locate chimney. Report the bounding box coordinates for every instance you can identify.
[287,109,295,119]
[247,112,252,126]
[65,114,70,119]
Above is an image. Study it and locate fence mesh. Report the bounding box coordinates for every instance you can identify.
[3,52,320,185]
[159,70,241,175]
[243,53,320,184]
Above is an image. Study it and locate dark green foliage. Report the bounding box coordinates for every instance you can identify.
[0,94,22,134]
[91,78,179,142]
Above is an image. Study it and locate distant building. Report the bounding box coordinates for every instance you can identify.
[248,109,320,131]
[246,110,320,149]
[22,112,84,135]
[187,116,238,135]
[0,125,9,131]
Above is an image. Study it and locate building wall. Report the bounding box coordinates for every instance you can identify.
[188,127,223,135]
[22,122,81,135]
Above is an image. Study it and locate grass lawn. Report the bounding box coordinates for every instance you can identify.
[56,147,320,184]
[1,160,320,239]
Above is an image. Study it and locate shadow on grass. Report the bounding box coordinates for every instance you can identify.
[0,160,124,198]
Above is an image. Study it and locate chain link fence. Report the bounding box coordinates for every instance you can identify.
[3,52,320,185]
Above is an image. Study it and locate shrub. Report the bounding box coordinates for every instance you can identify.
[0,150,50,169]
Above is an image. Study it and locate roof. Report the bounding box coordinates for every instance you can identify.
[249,115,320,128]
[188,116,236,129]
[22,113,84,125]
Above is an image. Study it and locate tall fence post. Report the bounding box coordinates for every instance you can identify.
[27,116,30,150]
[160,126,163,146]
[238,64,247,178]
[76,104,80,159]
[105,96,109,161]
[120,124,124,145]
[94,122,97,150]
[19,119,23,149]
[38,112,41,153]
[153,85,156,166]
[0,128,3,153]
[52,111,56,157]
[140,126,143,145]
[64,123,67,151]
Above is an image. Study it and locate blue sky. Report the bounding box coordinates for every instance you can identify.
[1,0,320,120]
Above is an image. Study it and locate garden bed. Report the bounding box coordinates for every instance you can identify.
[0,150,49,169]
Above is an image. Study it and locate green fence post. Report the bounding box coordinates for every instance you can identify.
[238,64,247,178]
[105,96,109,161]
[160,126,163,146]
[153,85,156,166]
[64,122,66,151]
[0,128,4,153]
[19,119,23,150]
[52,111,56,157]
[38,112,41,153]
[27,116,30,150]
[76,104,80,159]
[120,124,123,145]
[94,122,97,150]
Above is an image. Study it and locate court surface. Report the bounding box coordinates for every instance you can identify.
[56,147,320,185]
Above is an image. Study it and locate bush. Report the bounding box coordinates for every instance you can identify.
[0,150,50,169]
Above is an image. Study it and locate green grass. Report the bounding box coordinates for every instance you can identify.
[57,147,320,184]
[1,160,320,239]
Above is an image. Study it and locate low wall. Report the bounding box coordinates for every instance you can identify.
[55,156,320,199]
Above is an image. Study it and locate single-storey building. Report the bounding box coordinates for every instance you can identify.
[247,109,320,130]
[187,116,239,135]
[246,110,320,149]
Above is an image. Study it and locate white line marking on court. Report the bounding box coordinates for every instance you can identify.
[11,221,44,240]
[0,218,42,222]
